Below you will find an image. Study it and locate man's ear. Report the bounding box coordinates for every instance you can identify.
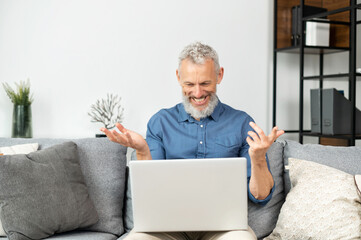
[217,67,224,84]
[176,69,181,84]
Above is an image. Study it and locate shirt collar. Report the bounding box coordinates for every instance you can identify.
[177,104,193,122]
[210,99,223,122]
[177,99,224,123]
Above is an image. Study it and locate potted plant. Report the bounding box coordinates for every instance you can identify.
[88,93,124,137]
[3,79,34,138]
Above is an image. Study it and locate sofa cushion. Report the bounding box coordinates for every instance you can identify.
[248,141,285,239]
[117,232,129,240]
[0,138,127,236]
[0,143,39,237]
[356,175,361,196]
[0,142,99,239]
[283,139,361,194]
[283,139,361,174]
[45,231,118,240]
[123,149,137,233]
[0,231,118,240]
[265,158,361,240]
[123,166,133,233]
[0,143,38,155]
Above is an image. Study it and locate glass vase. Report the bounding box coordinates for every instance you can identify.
[12,104,33,138]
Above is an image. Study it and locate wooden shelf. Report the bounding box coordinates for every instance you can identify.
[275,45,349,54]
[302,73,350,80]
[284,131,361,140]
[276,0,349,49]
[302,132,361,140]
[273,0,359,146]
[283,130,311,133]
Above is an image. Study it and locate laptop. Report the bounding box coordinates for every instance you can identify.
[129,157,248,232]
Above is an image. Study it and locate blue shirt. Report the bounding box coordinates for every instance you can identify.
[146,100,274,205]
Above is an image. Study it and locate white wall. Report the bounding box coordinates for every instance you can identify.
[0,0,274,138]
[1,1,360,144]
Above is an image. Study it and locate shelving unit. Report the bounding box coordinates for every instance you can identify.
[273,0,361,146]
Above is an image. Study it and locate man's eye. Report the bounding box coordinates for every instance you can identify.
[201,82,210,86]
[185,83,194,87]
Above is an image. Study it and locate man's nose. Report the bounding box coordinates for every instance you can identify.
[193,85,203,98]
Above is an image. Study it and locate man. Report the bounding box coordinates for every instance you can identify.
[101,42,284,240]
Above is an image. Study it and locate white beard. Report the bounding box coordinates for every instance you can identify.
[182,93,219,120]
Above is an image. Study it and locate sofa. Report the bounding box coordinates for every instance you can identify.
[0,137,360,240]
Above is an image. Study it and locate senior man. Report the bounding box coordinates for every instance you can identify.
[101,42,284,240]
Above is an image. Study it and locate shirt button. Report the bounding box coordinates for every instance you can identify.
[200,125,203,128]
[200,141,203,144]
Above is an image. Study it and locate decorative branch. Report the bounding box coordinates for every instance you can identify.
[88,93,124,129]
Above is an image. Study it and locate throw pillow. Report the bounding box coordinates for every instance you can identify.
[0,143,39,237]
[282,139,361,195]
[0,142,38,155]
[0,141,98,240]
[356,175,361,197]
[0,137,128,236]
[265,158,361,240]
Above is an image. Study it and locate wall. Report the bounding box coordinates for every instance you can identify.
[0,1,360,145]
[0,0,274,138]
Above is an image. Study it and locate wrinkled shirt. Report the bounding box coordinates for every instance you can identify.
[146,100,274,205]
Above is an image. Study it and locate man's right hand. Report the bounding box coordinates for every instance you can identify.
[100,123,152,160]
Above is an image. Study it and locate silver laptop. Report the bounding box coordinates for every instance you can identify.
[129,158,248,232]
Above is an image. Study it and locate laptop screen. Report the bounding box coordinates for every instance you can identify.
[129,158,248,232]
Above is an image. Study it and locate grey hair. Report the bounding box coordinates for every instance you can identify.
[178,42,220,75]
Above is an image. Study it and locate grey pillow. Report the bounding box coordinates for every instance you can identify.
[283,139,361,174]
[0,138,128,236]
[248,141,285,239]
[0,142,99,240]
[282,139,361,195]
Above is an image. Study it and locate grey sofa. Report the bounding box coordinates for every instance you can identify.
[0,137,360,240]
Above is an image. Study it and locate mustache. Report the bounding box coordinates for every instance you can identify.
[185,94,211,98]
[189,96,208,99]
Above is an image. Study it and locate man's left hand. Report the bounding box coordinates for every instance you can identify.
[246,122,284,162]
[246,122,284,200]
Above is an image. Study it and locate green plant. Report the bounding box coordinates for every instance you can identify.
[2,79,34,106]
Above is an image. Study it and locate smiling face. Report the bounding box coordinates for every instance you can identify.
[176,58,224,114]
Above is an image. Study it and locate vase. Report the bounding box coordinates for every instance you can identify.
[12,105,33,138]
